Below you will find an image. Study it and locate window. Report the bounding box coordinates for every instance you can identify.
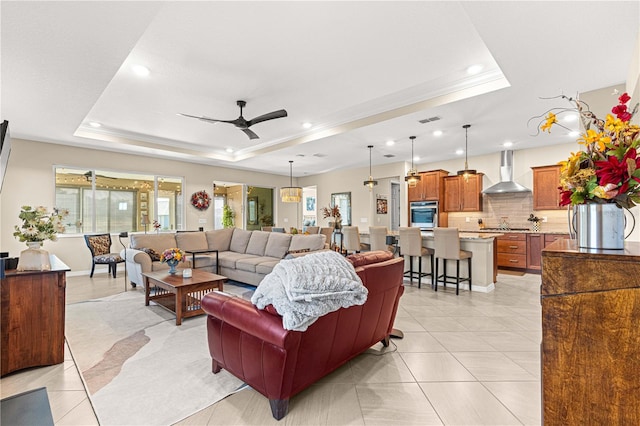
[55,167,184,234]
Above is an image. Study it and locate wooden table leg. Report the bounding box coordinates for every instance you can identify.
[145,277,151,306]
[175,288,183,326]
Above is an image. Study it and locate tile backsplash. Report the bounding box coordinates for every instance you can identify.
[447,192,570,233]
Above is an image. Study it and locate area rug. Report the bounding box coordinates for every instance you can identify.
[65,285,252,425]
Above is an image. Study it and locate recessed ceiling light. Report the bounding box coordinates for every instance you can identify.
[414,156,420,162]
[563,114,578,122]
[385,140,395,146]
[88,121,101,128]
[503,141,513,147]
[568,131,580,137]
[302,122,312,129]
[225,148,233,153]
[456,149,464,155]
[132,65,150,77]
[433,130,443,137]
[467,64,484,75]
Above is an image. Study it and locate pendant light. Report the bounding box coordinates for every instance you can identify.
[280,160,302,202]
[457,124,477,182]
[404,136,421,188]
[363,145,378,190]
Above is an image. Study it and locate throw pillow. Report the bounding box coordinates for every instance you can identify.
[284,248,310,258]
[139,247,161,261]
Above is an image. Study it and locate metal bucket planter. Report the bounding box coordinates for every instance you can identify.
[573,203,633,250]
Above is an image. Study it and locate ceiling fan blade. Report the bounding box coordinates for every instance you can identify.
[246,109,287,127]
[178,113,235,124]
[241,128,260,140]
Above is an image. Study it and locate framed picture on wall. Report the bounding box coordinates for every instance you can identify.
[305,196,316,213]
[140,201,148,210]
[376,199,388,214]
[140,192,147,201]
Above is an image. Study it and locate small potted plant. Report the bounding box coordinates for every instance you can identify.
[321,204,342,229]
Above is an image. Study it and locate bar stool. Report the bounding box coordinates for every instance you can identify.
[398,227,434,288]
[369,226,394,252]
[433,227,472,295]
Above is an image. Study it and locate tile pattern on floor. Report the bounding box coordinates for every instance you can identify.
[0,269,543,425]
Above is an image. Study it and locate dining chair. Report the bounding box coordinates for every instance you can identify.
[342,226,368,255]
[261,226,273,232]
[319,227,334,249]
[305,226,320,235]
[368,226,394,252]
[433,227,472,295]
[398,227,434,288]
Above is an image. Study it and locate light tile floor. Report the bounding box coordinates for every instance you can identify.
[1,270,543,425]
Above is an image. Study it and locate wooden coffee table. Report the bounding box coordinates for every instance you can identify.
[142,269,226,325]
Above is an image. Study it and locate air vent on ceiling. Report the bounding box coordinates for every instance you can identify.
[384,154,395,158]
[313,153,327,158]
[418,116,441,124]
[296,154,305,157]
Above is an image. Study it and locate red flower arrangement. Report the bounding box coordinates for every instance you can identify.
[537,92,640,209]
[191,190,211,210]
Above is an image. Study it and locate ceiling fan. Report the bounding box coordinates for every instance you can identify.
[179,100,287,140]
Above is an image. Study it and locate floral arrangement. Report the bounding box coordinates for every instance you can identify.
[191,190,211,210]
[527,214,541,223]
[13,206,69,243]
[321,204,341,220]
[321,204,342,228]
[537,92,640,208]
[160,248,185,265]
[153,220,161,231]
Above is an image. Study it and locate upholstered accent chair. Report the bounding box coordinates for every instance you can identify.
[84,234,124,278]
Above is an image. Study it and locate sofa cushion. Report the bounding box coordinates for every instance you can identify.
[205,228,234,251]
[288,234,325,252]
[264,232,292,259]
[236,256,279,273]
[175,231,208,251]
[346,250,394,267]
[245,231,270,256]
[229,229,252,254]
[130,234,177,256]
[255,259,280,275]
[218,251,255,269]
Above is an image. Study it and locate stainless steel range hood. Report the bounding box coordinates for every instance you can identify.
[482,150,531,194]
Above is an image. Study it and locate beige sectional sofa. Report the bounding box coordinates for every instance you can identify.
[121,228,326,287]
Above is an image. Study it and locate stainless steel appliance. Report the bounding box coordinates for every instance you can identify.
[410,201,438,230]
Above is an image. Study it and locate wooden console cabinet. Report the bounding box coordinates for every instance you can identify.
[1,256,69,376]
[541,240,640,424]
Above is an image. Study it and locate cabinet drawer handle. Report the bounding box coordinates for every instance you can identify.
[509,245,519,249]
[509,259,519,263]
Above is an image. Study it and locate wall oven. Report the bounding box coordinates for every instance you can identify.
[410,201,438,230]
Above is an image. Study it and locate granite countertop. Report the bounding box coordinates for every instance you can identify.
[462,229,570,235]
[421,231,503,240]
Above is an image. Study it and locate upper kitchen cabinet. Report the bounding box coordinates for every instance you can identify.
[407,170,449,202]
[532,165,562,210]
[443,173,484,212]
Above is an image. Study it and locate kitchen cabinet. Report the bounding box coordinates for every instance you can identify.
[497,232,527,269]
[443,173,483,212]
[526,233,543,270]
[524,233,571,272]
[1,256,69,376]
[541,239,640,424]
[407,170,448,202]
[532,165,562,210]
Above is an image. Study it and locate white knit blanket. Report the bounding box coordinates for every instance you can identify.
[251,251,368,331]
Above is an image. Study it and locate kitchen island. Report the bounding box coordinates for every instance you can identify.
[360,231,501,292]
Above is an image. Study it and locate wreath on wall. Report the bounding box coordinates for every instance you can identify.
[191,190,211,210]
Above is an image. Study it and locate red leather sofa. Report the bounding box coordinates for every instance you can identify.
[201,250,404,420]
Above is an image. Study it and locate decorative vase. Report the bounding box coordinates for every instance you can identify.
[17,241,51,271]
[333,219,342,230]
[574,203,626,249]
[532,222,540,232]
[168,261,178,274]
